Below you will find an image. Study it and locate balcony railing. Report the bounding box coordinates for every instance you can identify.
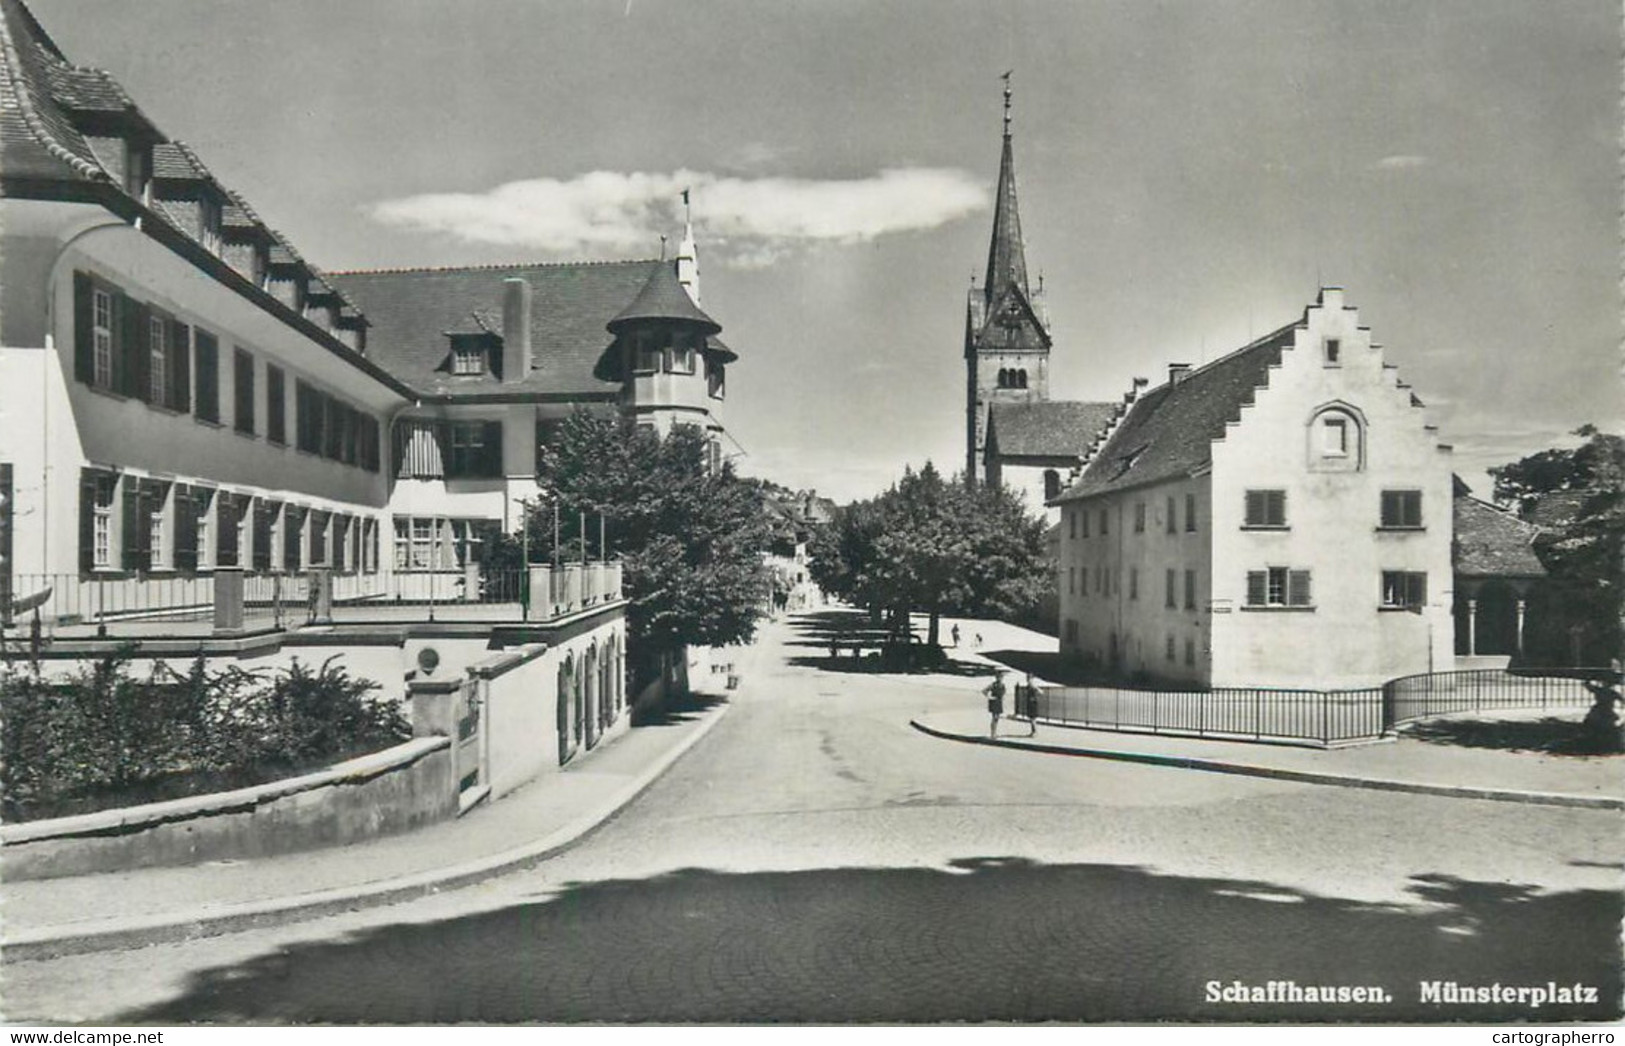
[1,561,625,641]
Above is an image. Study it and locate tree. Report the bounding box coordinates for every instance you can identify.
[528,411,773,684]
[1491,425,1624,668]
[808,463,1049,649]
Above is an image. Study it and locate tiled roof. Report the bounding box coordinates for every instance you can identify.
[330,260,670,398]
[1454,492,1546,578]
[1058,320,1298,501]
[606,260,720,334]
[987,400,1118,461]
[0,0,107,181]
[152,140,206,181]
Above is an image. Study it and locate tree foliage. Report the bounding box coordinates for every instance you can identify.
[526,411,773,675]
[1492,425,1624,666]
[808,463,1049,645]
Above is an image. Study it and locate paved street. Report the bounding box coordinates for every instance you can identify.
[5,612,1621,1024]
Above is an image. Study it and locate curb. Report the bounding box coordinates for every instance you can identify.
[909,718,1624,812]
[4,702,732,963]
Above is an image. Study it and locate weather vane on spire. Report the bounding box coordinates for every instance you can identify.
[1001,70,1013,137]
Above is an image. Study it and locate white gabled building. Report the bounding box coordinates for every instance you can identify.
[1053,288,1455,689]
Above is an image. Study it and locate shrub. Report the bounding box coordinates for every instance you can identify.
[0,652,408,821]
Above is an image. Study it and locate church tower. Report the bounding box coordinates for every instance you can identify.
[965,73,1051,484]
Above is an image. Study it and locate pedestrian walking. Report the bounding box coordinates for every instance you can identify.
[983,670,1007,738]
[951,624,960,648]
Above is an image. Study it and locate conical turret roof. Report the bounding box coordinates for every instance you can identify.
[606,260,721,335]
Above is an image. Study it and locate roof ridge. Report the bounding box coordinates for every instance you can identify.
[329,258,663,277]
[1180,316,1303,382]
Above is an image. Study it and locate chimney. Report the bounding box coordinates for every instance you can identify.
[1127,376,1149,402]
[1168,363,1192,386]
[502,277,532,383]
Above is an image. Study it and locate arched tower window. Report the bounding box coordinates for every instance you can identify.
[996,368,1009,389]
[1017,368,1028,389]
[1307,402,1365,472]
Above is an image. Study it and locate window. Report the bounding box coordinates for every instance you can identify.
[1380,490,1423,529]
[707,358,726,399]
[1081,511,1090,539]
[92,288,114,388]
[308,510,330,567]
[1184,569,1196,610]
[1245,567,1313,608]
[1129,568,1138,601]
[633,333,660,373]
[666,340,696,374]
[85,472,115,571]
[1324,338,1341,366]
[200,193,222,256]
[1068,510,1076,540]
[1381,571,1427,609]
[1184,638,1196,666]
[147,496,168,570]
[266,366,287,445]
[1322,416,1349,456]
[194,331,220,423]
[448,421,503,478]
[188,488,212,572]
[252,501,276,572]
[452,342,486,375]
[1185,493,1197,533]
[148,316,168,406]
[233,348,255,435]
[1043,469,1061,502]
[1099,509,1108,535]
[1165,569,1176,609]
[1243,489,1287,528]
[1166,635,1176,662]
[1068,566,1075,595]
[1166,496,1176,534]
[1134,502,1146,533]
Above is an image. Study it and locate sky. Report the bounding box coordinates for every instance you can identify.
[31,0,1620,503]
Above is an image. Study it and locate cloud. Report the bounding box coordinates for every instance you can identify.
[1373,154,1429,170]
[368,168,988,267]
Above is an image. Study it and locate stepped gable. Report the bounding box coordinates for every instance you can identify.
[1059,320,1300,500]
[987,400,1118,460]
[1453,491,1547,578]
[330,260,666,398]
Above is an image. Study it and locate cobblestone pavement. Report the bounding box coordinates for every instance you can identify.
[6,612,1621,1024]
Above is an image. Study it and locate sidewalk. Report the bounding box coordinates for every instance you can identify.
[2,694,731,962]
[912,709,1625,811]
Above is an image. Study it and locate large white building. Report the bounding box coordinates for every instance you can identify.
[0,0,737,615]
[1053,289,1455,689]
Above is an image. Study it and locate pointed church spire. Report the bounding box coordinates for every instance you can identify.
[983,71,1029,306]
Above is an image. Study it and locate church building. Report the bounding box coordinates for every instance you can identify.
[964,76,1115,517]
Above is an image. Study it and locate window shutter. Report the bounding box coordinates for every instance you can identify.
[1380,491,1396,527]
[170,321,191,413]
[78,470,97,573]
[73,272,95,384]
[483,421,503,476]
[121,296,150,400]
[175,484,197,572]
[1270,491,1286,526]
[1288,569,1312,606]
[1245,490,1263,525]
[1246,570,1266,606]
[121,478,141,571]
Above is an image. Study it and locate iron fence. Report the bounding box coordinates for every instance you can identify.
[1382,668,1607,726]
[1030,683,1385,747]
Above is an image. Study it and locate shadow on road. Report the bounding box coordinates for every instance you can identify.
[785,654,995,678]
[122,860,1621,1024]
[1400,715,1611,756]
[631,691,729,728]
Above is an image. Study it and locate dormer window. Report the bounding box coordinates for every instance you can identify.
[199,193,222,256]
[452,341,486,375]
[125,141,151,202]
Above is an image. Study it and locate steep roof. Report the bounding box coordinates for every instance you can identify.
[1057,320,1298,501]
[606,260,721,335]
[983,130,1029,306]
[1453,492,1547,579]
[0,0,107,181]
[987,400,1118,461]
[1525,489,1598,532]
[331,260,667,398]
